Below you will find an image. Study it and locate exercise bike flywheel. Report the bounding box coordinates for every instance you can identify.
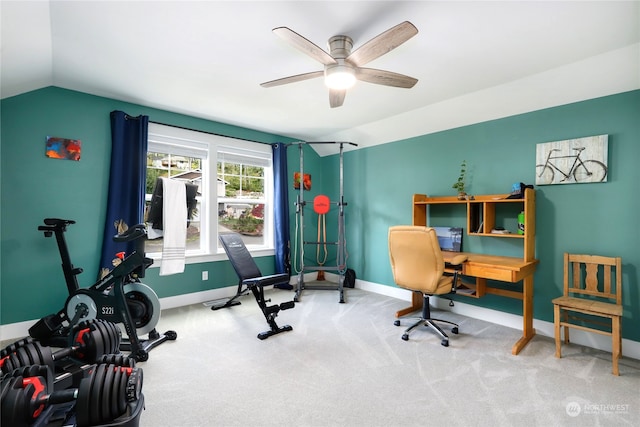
[65,283,161,337]
[124,282,161,336]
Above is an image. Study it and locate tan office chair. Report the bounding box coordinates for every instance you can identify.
[388,226,467,346]
[552,253,623,375]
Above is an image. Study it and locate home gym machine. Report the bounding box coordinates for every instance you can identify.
[29,218,176,362]
[292,141,356,304]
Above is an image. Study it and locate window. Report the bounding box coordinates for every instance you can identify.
[145,123,274,262]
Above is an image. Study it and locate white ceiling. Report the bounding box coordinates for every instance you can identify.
[2,1,639,156]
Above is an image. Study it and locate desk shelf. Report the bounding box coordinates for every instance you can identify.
[413,189,536,262]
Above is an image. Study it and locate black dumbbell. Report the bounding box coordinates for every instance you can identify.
[1,361,142,427]
[1,319,121,374]
[75,360,143,427]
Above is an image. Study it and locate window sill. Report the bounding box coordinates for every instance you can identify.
[147,248,276,268]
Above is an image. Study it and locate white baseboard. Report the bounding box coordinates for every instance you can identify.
[356,278,640,360]
[3,279,639,361]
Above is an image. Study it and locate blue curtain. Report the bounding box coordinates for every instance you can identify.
[272,143,292,289]
[98,111,149,278]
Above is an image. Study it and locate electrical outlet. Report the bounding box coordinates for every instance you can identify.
[202,271,208,281]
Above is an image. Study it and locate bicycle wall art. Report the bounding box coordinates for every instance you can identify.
[535,135,608,185]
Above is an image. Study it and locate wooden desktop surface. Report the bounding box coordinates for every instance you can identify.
[396,251,538,355]
[444,252,538,283]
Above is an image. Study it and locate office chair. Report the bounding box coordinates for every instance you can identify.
[218,232,295,340]
[552,253,623,375]
[388,226,467,346]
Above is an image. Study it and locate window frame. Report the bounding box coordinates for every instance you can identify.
[146,123,275,267]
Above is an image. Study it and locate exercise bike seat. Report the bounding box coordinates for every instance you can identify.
[43,218,76,226]
[39,218,76,236]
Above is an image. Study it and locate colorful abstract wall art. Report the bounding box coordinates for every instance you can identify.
[293,172,311,190]
[45,136,82,161]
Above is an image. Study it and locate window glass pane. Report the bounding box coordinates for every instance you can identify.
[218,156,266,247]
[145,149,204,255]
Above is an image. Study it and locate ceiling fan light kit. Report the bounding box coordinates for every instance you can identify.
[325,63,356,90]
[262,21,419,107]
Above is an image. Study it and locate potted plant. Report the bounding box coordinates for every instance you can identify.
[452,160,467,200]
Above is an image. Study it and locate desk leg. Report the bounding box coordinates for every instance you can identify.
[512,275,535,355]
[395,291,423,318]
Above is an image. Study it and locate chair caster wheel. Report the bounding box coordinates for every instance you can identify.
[401,334,409,341]
[452,327,458,334]
[441,339,449,347]
[394,320,400,327]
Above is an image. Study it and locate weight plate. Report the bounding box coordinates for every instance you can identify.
[90,364,107,426]
[23,343,40,366]
[15,347,30,368]
[1,376,12,401]
[112,367,125,419]
[75,371,93,427]
[91,320,108,362]
[2,377,28,426]
[125,283,160,336]
[32,342,50,368]
[103,365,116,422]
[105,320,122,354]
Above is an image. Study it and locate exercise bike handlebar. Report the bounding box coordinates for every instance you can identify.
[113,224,147,243]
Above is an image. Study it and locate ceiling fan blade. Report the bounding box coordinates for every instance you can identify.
[356,68,418,88]
[260,71,324,88]
[346,21,418,67]
[273,27,337,66]
[329,89,346,108]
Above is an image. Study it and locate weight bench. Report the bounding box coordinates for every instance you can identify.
[215,233,295,340]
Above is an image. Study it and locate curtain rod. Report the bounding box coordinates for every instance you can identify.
[286,141,358,147]
[148,120,274,146]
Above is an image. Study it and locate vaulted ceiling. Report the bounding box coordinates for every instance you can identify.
[2,1,639,156]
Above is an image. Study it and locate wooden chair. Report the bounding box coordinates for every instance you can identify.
[552,253,623,375]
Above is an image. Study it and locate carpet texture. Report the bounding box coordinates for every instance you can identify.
[137,287,639,427]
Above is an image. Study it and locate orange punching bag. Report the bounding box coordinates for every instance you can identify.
[313,195,330,281]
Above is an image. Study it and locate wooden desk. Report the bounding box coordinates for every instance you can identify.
[395,252,538,355]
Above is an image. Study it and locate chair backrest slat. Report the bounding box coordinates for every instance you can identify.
[564,253,622,303]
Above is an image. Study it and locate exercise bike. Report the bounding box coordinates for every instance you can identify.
[29,218,177,362]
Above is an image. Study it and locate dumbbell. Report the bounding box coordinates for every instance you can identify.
[75,359,143,427]
[1,319,121,374]
[1,361,142,427]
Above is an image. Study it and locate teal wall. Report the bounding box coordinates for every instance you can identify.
[337,90,640,342]
[0,87,315,325]
[2,87,639,345]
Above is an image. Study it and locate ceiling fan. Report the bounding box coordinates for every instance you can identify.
[260,21,419,108]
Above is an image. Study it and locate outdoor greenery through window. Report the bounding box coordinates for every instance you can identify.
[218,152,266,239]
[144,123,273,260]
